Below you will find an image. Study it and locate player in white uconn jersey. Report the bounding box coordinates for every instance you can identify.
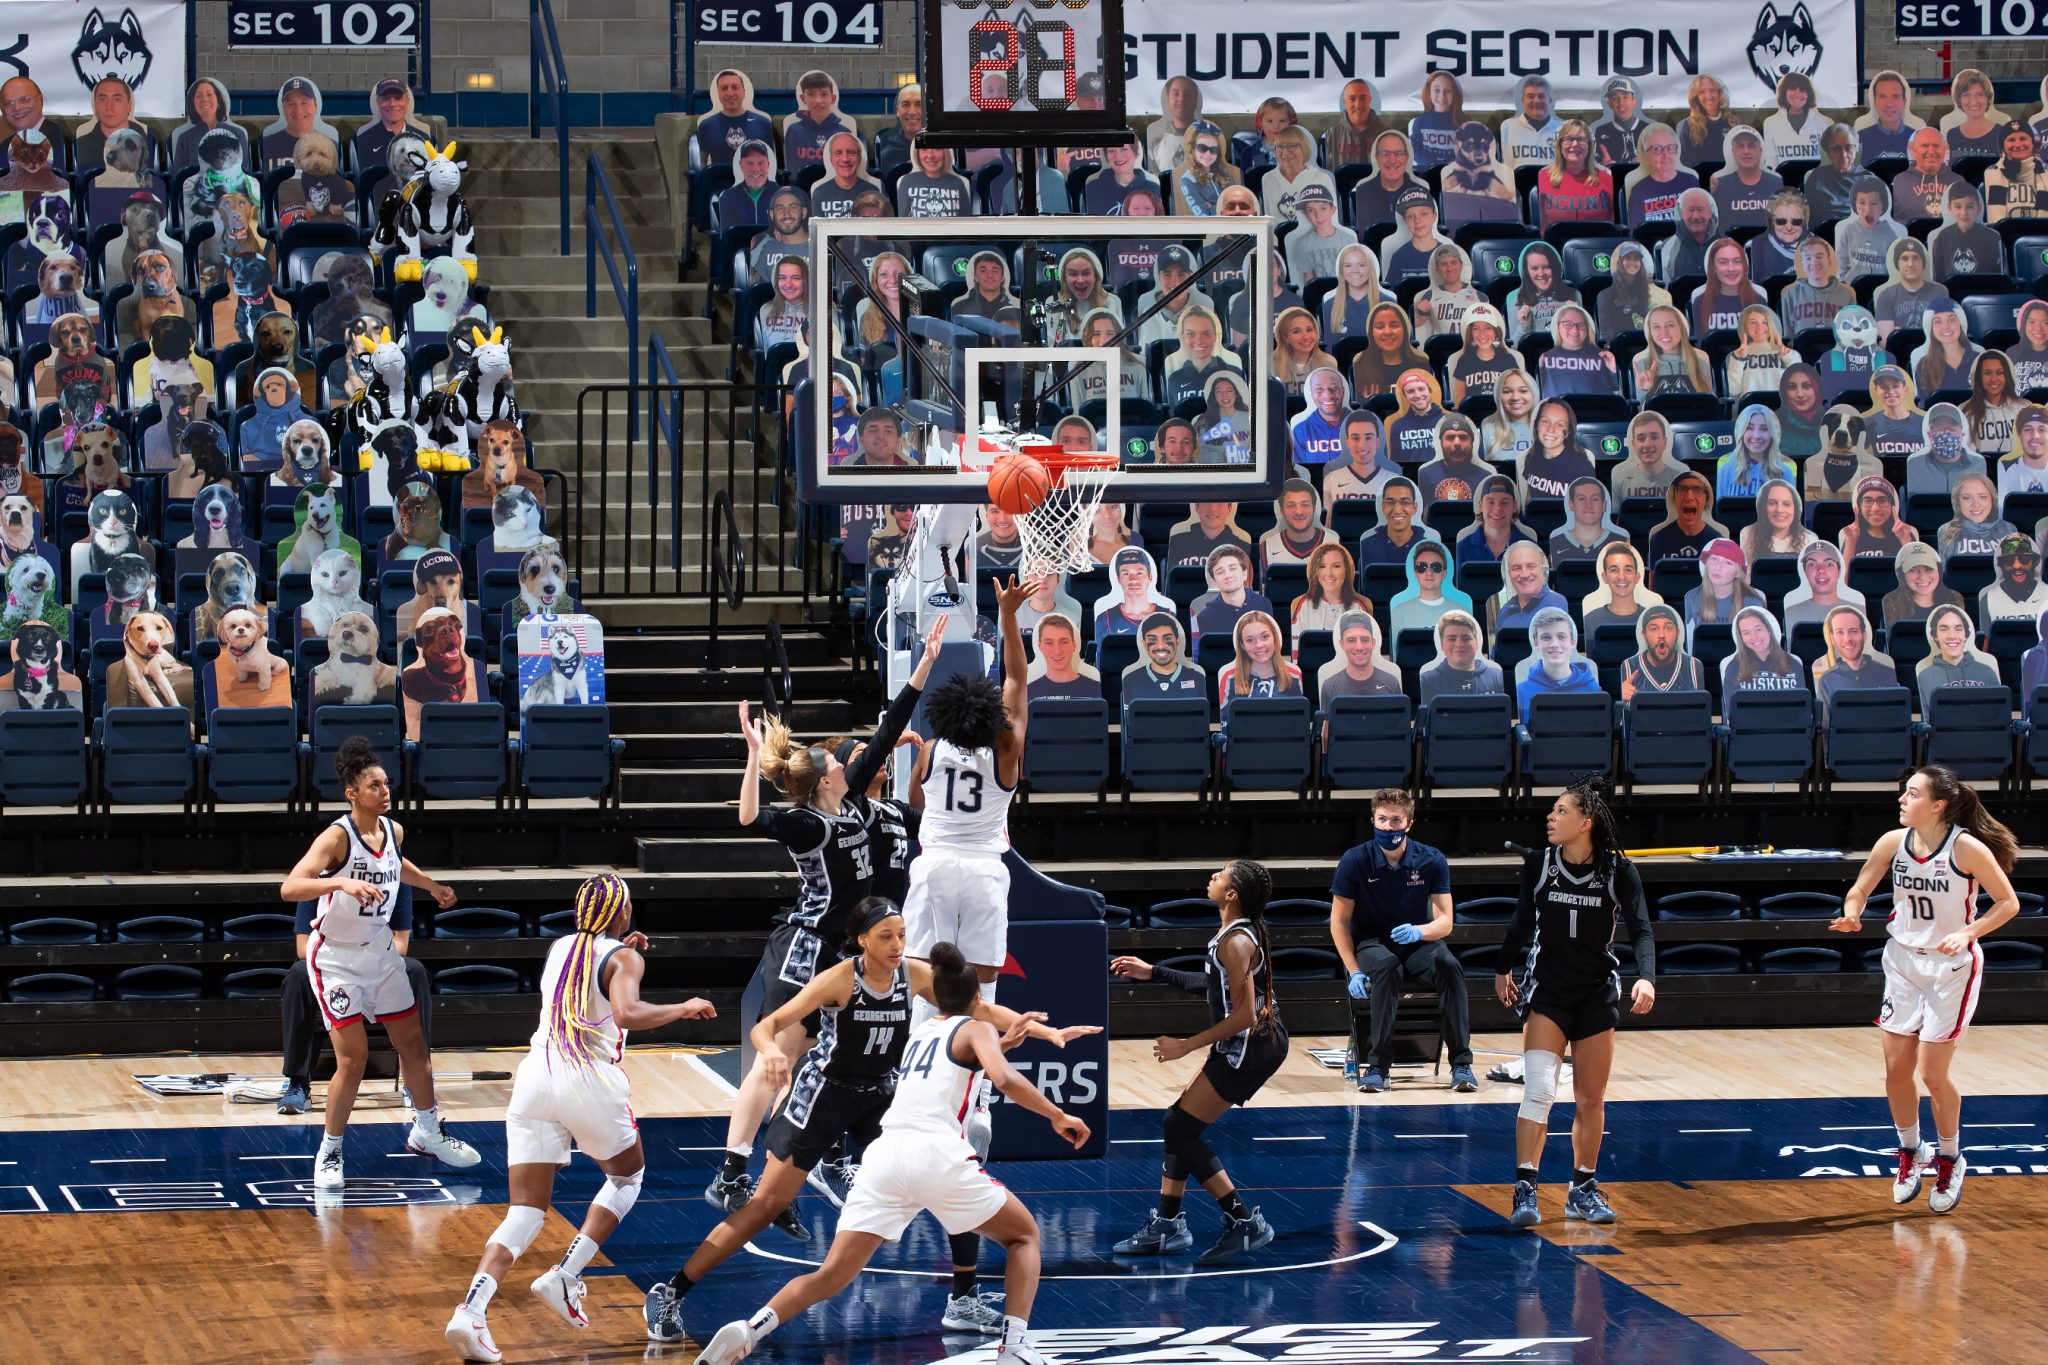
[698,944,1089,1365]
[445,875,715,1363]
[279,737,477,1192]
[1835,765,2021,1215]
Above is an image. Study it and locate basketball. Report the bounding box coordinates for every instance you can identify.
[987,453,1052,515]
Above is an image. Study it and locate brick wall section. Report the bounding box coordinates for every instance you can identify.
[185,1,2045,112]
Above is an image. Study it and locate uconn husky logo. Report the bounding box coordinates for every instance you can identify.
[72,7,154,91]
[1746,3,1822,92]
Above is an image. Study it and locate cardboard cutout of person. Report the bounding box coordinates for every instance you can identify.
[1418,607,1503,703]
[1612,411,1686,502]
[1520,398,1599,501]
[781,69,857,173]
[1999,403,2048,504]
[1882,540,1964,630]
[2018,606,2048,717]
[1838,175,1905,283]
[1491,541,1569,636]
[1314,607,1399,703]
[1620,603,1704,700]
[1191,543,1274,641]
[1906,401,1989,497]
[1589,75,1653,168]
[1389,538,1471,638]
[1813,603,1898,712]
[1024,609,1099,702]
[1533,303,1620,398]
[1321,410,1399,505]
[1917,602,2003,710]
[1840,474,1920,560]
[697,68,775,168]
[1259,478,1338,575]
[73,78,155,172]
[1120,609,1205,714]
[1514,606,1599,718]
[1164,502,1251,570]
[1683,537,1766,647]
[1855,69,1925,161]
[1016,573,1083,645]
[1741,477,1819,565]
[1622,124,1698,230]
[1596,241,1669,343]
[1928,181,2001,282]
[354,78,433,171]
[1802,122,1871,221]
[1580,541,1665,637]
[1290,542,1374,646]
[1453,473,1538,570]
[1415,411,1497,509]
[1939,471,2016,563]
[1718,404,1797,499]
[1979,532,2048,623]
[1287,367,1350,467]
[1549,475,1628,563]
[0,77,67,168]
[1782,539,1866,632]
[1095,546,1176,647]
[1939,68,2007,155]
[260,77,340,171]
[1505,241,1579,344]
[1761,71,1826,166]
[1446,302,1521,402]
[1197,370,1255,466]
[1723,604,1807,693]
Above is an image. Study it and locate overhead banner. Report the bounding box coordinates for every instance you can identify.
[0,1,187,118]
[1121,0,1860,114]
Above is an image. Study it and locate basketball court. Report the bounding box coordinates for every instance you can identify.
[6,1026,2045,1362]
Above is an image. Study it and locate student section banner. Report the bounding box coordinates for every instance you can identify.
[1122,0,1860,114]
[0,1,187,118]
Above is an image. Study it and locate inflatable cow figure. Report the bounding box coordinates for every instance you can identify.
[391,140,477,284]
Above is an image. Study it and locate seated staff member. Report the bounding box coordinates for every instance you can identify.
[1329,788,1476,1095]
[277,891,432,1116]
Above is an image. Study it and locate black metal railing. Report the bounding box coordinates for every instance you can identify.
[761,619,793,715]
[706,489,745,669]
[529,0,570,255]
[587,155,640,440]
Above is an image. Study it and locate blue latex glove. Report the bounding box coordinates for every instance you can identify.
[1347,970,1370,1000]
[1390,923,1423,945]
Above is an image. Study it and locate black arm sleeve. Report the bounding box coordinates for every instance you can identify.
[846,681,923,794]
[1152,965,1207,994]
[1614,860,1656,980]
[1495,855,1541,975]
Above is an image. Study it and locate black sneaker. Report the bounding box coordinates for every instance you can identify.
[771,1198,809,1240]
[704,1169,755,1214]
[1510,1179,1541,1228]
[1195,1208,1274,1265]
[1111,1211,1193,1255]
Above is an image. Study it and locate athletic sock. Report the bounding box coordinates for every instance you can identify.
[667,1268,696,1296]
[1515,1165,1538,1186]
[745,1305,781,1339]
[559,1234,599,1277]
[1938,1132,1960,1158]
[721,1146,750,1181]
[1155,1191,1184,1219]
[1001,1315,1029,1347]
[1897,1122,1922,1151]
[952,1266,977,1298]
[1217,1190,1251,1221]
[463,1272,497,1313]
[320,1131,344,1155]
[413,1105,439,1133]
[1571,1168,1597,1189]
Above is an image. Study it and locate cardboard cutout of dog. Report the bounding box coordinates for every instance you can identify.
[400,606,479,738]
[311,609,398,710]
[114,609,185,709]
[3,620,80,711]
[517,612,605,721]
[1,553,67,644]
[278,483,362,576]
[93,552,158,642]
[211,606,292,708]
[192,550,260,641]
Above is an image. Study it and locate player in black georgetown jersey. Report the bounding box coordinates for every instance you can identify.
[1109,860,1289,1266]
[647,899,1099,1345]
[710,619,947,1221]
[1495,778,1657,1231]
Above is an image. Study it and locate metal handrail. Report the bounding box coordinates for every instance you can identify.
[529,0,570,255]
[649,332,681,541]
[587,156,640,442]
[762,620,792,716]
[707,489,746,670]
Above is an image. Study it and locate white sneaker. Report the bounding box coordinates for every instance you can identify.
[1928,1153,1966,1213]
[699,1319,758,1364]
[313,1144,344,1191]
[408,1121,482,1169]
[529,1266,588,1328]
[1891,1142,1934,1204]
[444,1306,501,1362]
[996,1344,1050,1363]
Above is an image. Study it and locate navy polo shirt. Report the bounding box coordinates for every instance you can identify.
[1330,838,1449,938]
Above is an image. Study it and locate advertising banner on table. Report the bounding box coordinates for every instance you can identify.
[1121,0,1860,115]
[0,2,187,118]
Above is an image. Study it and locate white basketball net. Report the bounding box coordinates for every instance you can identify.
[971,423,1118,582]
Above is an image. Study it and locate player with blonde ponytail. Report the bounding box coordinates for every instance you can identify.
[446,875,716,1362]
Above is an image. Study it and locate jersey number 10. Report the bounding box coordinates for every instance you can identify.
[1906,893,1936,920]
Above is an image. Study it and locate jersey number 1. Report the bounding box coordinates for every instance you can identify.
[943,768,983,814]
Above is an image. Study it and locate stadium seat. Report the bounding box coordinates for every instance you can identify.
[1022,698,1112,796]
[1520,692,1614,791]
[2027,687,2048,777]
[111,964,205,1000]
[1759,947,1843,974]
[431,964,526,996]
[515,705,624,806]
[7,918,100,944]
[1758,892,1843,920]
[1983,619,2039,694]
[1622,691,1715,791]
[1454,897,1517,923]
[113,916,206,944]
[1320,695,1413,793]
[1826,687,1915,781]
[1655,890,1746,920]
[1266,899,1332,926]
[1918,686,2014,785]
[5,972,99,1002]
[311,706,405,802]
[1218,696,1313,795]
[1720,691,1816,792]
[0,711,88,809]
[96,708,199,810]
[1421,694,1514,796]
[221,968,291,999]
[1656,944,1743,974]
[413,703,511,805]
[221,914,296,941]
[1121,698,1212,798]
[1982,942,2048,971]
[428,906,525,939]
[203,707,306,809]
[1147,898,1216,928]
[1271,947,1343,980]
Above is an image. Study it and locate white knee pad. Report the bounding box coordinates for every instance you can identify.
[911,994,939,1030]
[486,1203,546,1259]
[1518,1049,1562,1125]
[592,1166,643,1222]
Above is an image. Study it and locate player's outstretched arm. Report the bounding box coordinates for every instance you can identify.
[750,959,859,1088]
[960,1017,1089,1148]
[605,949,716,1033]
[1832,830,1904,932]
[1943,834,2022,953]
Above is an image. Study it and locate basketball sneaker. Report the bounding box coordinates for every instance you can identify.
[805,1155,859,1208]
[699,1318,758,1364]
[1510,1179,1541,1227]
[1358,1067,1387,1093]
[313,1144,344,1191]
[277,1082,308,1115]
[771,1198,808,1240]
[1196,1208,1274,1265]
[996,1345,1051,1363]
[1112,1211,1193,1255]
[1451,1065,1479,1093]
[1928,1153,1966,1213]
[407,1120,481,1169]
[444,1305,501,1362]
[1892,1142,1934,1204]
[643,1282,687,1344]
[529,1266,588,1328]
[1564,1180,1617,1224]
[704,1169,755,1214]
[941,1292,1006,1334]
